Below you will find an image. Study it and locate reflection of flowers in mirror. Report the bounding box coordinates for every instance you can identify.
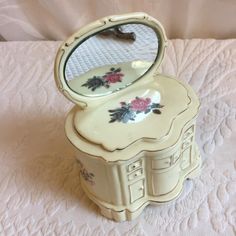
[81,67,124,91]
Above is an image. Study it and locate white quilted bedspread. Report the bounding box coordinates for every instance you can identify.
[0,40,236,236]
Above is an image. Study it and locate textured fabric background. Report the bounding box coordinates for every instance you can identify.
[0,0,236,41]
[0,39,236,235]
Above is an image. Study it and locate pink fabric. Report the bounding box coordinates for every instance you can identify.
[0,40,236,235]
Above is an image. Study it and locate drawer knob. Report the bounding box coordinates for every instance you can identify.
[139,186,144,191]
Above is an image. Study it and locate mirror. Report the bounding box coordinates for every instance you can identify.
[64,23,159,97]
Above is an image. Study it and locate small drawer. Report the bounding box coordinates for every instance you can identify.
[180,146,191,170]
[129,179,145,203]
[152,158,171,170]
[183,126,194,140]
[127,160,142,172]
[182,137,192,150]
[128,168,143,181]
[172,150,181,164]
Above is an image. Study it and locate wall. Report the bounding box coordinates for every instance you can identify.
[0,0,236,40]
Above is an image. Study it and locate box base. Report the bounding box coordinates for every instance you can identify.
[81,145,201,222]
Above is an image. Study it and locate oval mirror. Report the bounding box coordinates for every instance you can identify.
[64,23,159,97]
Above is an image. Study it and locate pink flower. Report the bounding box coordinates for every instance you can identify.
[103,73,124,84]
[130,97,151,112]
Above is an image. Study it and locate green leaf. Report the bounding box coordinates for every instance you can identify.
[153,109,161,114]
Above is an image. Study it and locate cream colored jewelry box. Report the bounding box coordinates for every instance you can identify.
[54,12,201,221]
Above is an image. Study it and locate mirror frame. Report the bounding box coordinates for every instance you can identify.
[54,12,168,109]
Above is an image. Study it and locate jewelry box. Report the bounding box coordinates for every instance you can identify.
[54,12,201,221]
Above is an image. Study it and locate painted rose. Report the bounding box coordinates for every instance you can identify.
[103,72,124,84]
[130,97,151,112]
[109,97,163,123]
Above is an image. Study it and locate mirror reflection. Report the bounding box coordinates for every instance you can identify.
[65,23,158,96]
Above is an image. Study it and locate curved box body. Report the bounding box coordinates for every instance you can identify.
[65,81,201,221]
[54,12,201,221]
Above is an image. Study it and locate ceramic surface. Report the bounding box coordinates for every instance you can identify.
[54,12,201,221]
[73,75,195,151]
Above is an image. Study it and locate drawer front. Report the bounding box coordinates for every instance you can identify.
[128,168,143,181]
[172,150,181,163]
[182,137,193,150]
[151,165,180,196]
[180,147,191,170]
[127,160,142,172]
[152,158,171,170]
[129,179,145,203]
[183,126,194,140]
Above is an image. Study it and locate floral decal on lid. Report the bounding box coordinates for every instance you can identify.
[81,67,124,91]
[109,97,164,123]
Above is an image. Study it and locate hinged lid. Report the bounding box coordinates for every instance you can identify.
[73,76,194,151]
[54,12,200,153]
